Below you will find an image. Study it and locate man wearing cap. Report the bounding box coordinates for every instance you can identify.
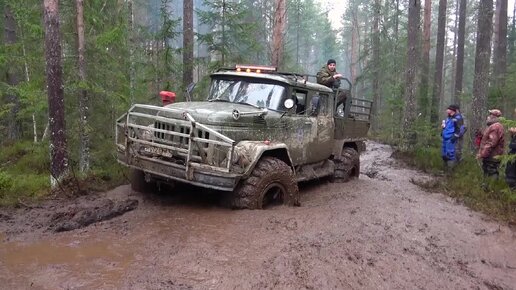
[316,59,343,89]
[476,109,505,178]
[441,104,464,168]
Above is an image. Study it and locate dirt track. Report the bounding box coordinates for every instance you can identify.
[1,141,515,289]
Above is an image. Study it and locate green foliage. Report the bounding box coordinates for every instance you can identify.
[0,171,14,192]
[445,158,516,222]
[398,146,516,223]
[412,146,444,174]
[390,114,516,221]
[0,141,50,205]
[197,0,263,66]
[96,27,125,47]
[284,0,341,73]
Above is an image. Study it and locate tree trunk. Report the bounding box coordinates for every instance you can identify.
[493,0,508,89]
[510,1,516,59]
[183,0,194,88]
[351,10,359,88]
[295,0,300,66]
[401,0,421,150]
[420,0,432,119]
[371,0,381,133]
[3,5,21,141]
[128,0,135,105]
[454,0,466,105]
[271,0,286,68]
[449,0,459,103]
[44,0,69,186]
[431,0,447,124]
[19,30,38,143]
[221,0,226,66]
[394,0,399,42]
[76,0,89,173]
[471,0,493,140]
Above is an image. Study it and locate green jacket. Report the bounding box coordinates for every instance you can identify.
[316,66,338,88]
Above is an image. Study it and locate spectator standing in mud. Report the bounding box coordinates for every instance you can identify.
[505,127,516,189]
[476,109,505,178]
[316,59,343,89]
[441,104,465,168]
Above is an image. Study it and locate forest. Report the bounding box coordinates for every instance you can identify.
[0,0,515,217]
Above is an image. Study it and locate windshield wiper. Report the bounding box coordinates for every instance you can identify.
[240,101,285,114]
[237,101,261,109]
[208,98,231,103]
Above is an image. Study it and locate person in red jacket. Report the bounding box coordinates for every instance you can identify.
[476,109,505,178]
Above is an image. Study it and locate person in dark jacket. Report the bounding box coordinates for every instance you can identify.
[441,104,464,168]
[476,109,505,178]
[316,59,343,89]
[506,127,516,189]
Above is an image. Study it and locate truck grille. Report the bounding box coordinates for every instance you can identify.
[117,104,235,174]
[154,121,210,149]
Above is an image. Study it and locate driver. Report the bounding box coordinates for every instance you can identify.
[316,59,343,89]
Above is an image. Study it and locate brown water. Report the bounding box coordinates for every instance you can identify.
[1,141,515,289]
[1,234,134,289]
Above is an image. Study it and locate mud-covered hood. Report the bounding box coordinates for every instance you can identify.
[161,101,278,126]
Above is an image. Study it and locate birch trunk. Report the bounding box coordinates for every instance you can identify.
[76,0,90,173]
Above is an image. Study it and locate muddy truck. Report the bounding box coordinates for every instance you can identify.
[115,64,372,209]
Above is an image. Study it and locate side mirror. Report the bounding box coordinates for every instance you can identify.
[284,98,295,109]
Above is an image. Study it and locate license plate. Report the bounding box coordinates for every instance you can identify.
[142,146,173,158]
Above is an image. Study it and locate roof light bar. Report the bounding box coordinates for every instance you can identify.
[235,64,277,73]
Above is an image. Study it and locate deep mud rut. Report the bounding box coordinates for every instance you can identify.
[1,141,515,290]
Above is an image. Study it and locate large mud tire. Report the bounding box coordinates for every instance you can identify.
[333,147,360,183]
[130,169,156,193]
[230,157,299,209]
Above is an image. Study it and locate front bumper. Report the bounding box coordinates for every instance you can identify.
[118,151,240,191]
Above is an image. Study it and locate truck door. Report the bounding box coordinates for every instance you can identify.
[306,92,334,162]
[283,90,312,165]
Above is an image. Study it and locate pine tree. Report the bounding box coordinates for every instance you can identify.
[401,0,421,149]
[44,0,69,186]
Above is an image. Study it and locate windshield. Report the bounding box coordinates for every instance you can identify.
[208,78,286,110]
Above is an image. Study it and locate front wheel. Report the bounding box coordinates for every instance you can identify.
[130,169,156,193]
[230,157,299,209]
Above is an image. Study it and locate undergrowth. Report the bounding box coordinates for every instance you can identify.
[0,141,128,206]
[397,145,516,223]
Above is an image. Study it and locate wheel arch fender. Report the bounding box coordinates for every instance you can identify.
[232,141,294,177]
[332,139,366,157]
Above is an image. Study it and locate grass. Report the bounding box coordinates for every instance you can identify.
[397,145,516,223]
[0,141,128,207]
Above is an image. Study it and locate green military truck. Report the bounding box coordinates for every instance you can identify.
[115,64,371,209]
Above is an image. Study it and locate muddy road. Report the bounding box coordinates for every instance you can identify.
[1,141,515,290]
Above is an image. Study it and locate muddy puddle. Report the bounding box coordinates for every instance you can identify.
[1,141,515,289]
[1,235,134,289]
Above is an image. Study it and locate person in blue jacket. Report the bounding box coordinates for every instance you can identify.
[441,104,464,168]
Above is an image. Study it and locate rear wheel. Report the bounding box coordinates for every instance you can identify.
[230,157,299,209]
[333,147,360,182]
[130,169,156,193]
